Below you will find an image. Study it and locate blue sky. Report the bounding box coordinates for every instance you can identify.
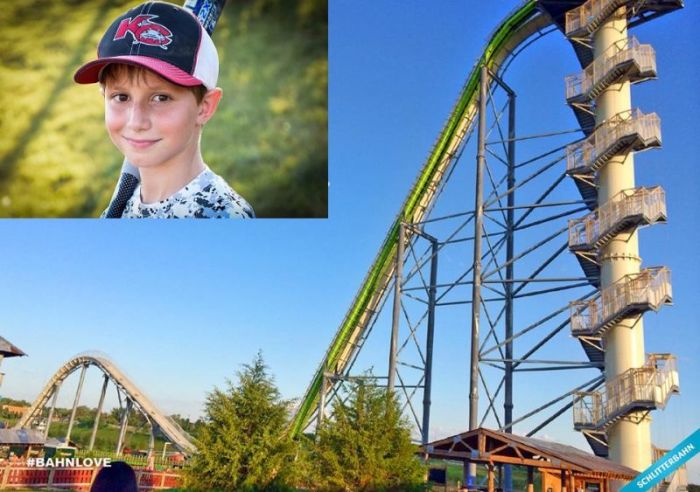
[1,0,698,482]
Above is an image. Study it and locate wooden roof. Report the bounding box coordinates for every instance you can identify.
[0,336,25,357]
[0,428,44,445]
[422,428,638,480]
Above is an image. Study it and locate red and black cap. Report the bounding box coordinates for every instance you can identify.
[74,1,218,90]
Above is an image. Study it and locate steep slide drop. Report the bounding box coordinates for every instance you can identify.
[16,352,197,456]
[291,0,551,436]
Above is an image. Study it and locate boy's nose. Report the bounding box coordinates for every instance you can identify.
[126,102,151,131]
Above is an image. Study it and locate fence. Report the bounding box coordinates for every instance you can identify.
[0,462,181,490]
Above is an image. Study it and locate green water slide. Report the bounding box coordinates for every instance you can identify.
[290,1,551,437]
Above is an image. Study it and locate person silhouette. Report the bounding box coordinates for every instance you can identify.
[90,461,138,492]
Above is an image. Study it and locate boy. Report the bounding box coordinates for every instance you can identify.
[74,1,254,218]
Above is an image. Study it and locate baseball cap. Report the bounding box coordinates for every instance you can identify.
[74,1,218,90]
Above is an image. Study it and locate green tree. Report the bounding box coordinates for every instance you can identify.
[312,379,426,491]
[184,352,296,491]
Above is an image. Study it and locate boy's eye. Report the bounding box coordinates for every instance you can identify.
[111,93,129,102]
[153,94,171,102]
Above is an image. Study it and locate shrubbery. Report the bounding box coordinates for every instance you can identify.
[184,354,425,491]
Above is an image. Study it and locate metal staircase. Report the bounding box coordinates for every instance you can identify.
[573,354,679,430]
[578,336,605,365]
[570,266,672,337]
[565,36,656,137]
[566,37,656,104]
[565,0,684,39]
[566,109,661,175]
[574,251,601,289]
[583,429,609,457]
[573,174,598,213]
[569,186,667,252]
[567,185,666,293]
[566,0,630,37]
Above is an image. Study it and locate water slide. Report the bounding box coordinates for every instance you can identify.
[291,0,551,436]
[16,353,197,455]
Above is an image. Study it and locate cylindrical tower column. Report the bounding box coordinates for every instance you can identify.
[593,6,651,484]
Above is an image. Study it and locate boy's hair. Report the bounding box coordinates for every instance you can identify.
[98,64,208,104]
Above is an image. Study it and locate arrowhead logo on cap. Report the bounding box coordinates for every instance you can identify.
[114,14,173,50]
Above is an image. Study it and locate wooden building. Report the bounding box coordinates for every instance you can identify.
[422,428,638,492]
[0,428,45,458]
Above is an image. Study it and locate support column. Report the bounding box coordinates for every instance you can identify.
[161,441,171,460]
[488,464,495,492]
[317,370,328,430]
[147,420,155,458]
[388,222,405,392]
[561,469,567,492]
[43,382,62,440]
[594,7,651,487]
[527,466,534,492]
[116,398,132,455]
[468,64,488,488]
[89,374,109,450]
[147,421,156,469]
[462,461,471,491]
[66,364,88,443]
[504,85,516,492]
[422,238,438,447]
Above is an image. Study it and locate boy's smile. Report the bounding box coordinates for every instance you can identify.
[123,136,161,149]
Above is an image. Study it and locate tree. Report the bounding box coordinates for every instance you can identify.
[184,352,296,491]
[312,378,426,491]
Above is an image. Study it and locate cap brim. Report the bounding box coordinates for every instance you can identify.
[74,55,204,88]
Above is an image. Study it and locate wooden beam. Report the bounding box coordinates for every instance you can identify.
[561,469,567,492]
[514,444,524,459]
[489,443,512,455]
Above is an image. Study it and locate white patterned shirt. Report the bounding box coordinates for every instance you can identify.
[117,167,254,219]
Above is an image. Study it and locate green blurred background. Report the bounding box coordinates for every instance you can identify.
[0,0,327,218]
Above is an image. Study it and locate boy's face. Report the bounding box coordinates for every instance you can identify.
[103,69,213,171]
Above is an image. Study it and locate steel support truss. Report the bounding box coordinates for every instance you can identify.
[312,66,606,490]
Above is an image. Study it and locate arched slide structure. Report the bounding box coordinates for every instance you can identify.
[16,352,197,456]
[291,0,682,438]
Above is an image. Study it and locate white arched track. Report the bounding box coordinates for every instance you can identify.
[16,352,197,456]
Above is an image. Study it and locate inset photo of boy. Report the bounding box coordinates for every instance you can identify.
[0,0,327,218]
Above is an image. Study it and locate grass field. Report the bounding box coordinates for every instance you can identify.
[430,460,543,490]
[45,420,171,454]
